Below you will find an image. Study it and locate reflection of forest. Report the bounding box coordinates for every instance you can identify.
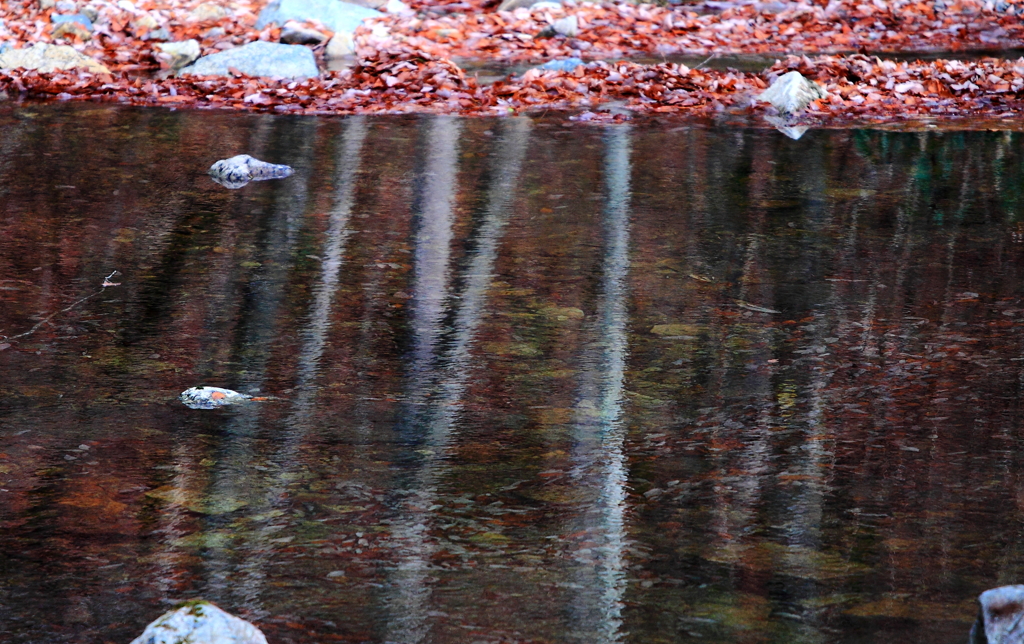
[1,107,1024,643]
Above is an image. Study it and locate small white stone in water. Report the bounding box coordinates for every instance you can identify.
[757,71,828,116]
[208,154,293,189]
[129,601,267,644]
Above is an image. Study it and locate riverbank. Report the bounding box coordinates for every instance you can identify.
[2,0,1024,126]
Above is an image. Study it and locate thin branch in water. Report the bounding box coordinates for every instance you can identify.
[6,270,121,342]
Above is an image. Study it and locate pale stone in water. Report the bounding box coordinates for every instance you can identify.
[129,601,267,644]
[0,42,109,73]
[757,71,827,116]
[154,39,199,70]
[207,154,294,189]
[970,586,1024,644]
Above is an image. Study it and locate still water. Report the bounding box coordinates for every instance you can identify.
[1,104,1024,643]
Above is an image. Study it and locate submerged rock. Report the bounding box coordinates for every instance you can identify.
[208,154,294,189]
[970,586,1024,644]
[154,40,200,71]
[256,0,382,38]
[179,40,318,79]
[757,71,827,116]
[129,601,267,644]
[0,42,109,73]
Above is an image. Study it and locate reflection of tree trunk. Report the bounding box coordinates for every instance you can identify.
[162,119,322,611]
[383,118,531,644]
[562,125,632,644]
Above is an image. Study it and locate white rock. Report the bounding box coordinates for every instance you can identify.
[972,586,1024,644]
[325,32,354,57]
[552,14,577,37]
[154,39,200,70]
[757,71,827,116]
[208,154,294,189]
[384,0,411,13]
[129,601,267,644]
[0,42,109,73]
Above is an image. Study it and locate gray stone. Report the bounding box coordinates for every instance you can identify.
[208,154,294,189]
[180,40,318,79]
[971,586,1024,644]
[757,71,827,116]
[535,57,585,72]
[129,601,267,644]
[145,27,171,41]
[154,40,200,70]
[51,12,93,30]
[0,42,110,73]
[280,21,328,45]
[255,0,382,37]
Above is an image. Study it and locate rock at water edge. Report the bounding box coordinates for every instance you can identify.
[155,40,200,71]
[179,40,318,79]
[757,71,827,116]
[129,601,267,644]
[256,0,382,37]
[325,32,354,58]
[535,57,585,72]
[971,585,1024,644]
[0,42,109,73]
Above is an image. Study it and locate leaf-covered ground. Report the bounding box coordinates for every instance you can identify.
[1,0,1024,125]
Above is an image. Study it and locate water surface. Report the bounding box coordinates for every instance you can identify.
[2,104,1024,643]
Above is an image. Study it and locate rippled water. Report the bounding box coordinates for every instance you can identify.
[2,104,1024,643]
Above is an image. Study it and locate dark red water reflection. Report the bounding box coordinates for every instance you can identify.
[1,104,1023,643]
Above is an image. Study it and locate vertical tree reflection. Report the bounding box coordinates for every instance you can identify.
[562,125,632,644]
[382,117,531,644]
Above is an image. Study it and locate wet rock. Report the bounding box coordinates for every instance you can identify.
[188,2,229,21]
[255,0,382,39]
[154,40,200,71]
[325,32,354,58]
[180,41,318,79]
[757,71,828,116]
[971,586,1024,644]
[536,57,585,72]
[207,154,294,189]
[280,21,328,45]
[129,601,267,644]
[0,42,110,74]
[180,386,254,408]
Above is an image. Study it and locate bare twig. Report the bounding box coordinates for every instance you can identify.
[5,270,121,342]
